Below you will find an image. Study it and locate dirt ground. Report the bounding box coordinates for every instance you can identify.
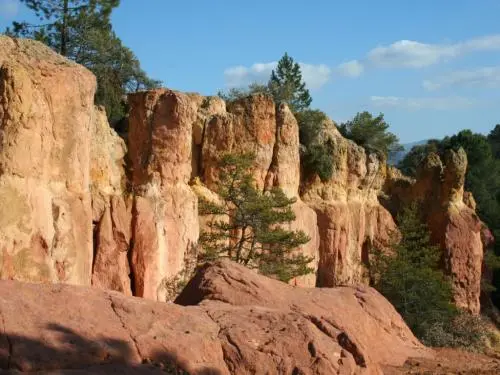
[383,348,500,374]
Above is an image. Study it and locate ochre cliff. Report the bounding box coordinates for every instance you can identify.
[0,36,489,315]
[384,149,484,314]
[0,36,95,285]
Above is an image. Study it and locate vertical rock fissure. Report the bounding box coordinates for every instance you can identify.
[106,294,142,361]
[127,199,138,297]
[91,220,100,274]
[202,308,234,374]
[197,116,209,179]
[264,104,282,192]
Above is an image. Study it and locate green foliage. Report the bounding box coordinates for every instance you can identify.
[197,152,313,282]
[488,124,500,159]
[339,111,402,157]
[295,109,335,181]
[268,52,312,113]
[422,312,496,351]
[371,202,457,340]
[7,0,160,123]
[399,128,500,307]
[217,83,270,102]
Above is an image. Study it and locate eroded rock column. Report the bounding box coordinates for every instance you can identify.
[128,89,199,301]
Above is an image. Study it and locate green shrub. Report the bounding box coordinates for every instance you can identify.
[422,312,496,351]
[296,109,335,181]
[371,202,456,339]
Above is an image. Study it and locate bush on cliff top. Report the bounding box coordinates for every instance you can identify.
[197,152,313,282]
[339,111,402,158]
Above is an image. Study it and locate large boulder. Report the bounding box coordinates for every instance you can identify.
[384,149,484,314]
[176,260,433,374]
[0,261,433,374]
[0,36,95,285]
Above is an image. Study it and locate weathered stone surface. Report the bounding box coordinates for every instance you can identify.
[127,90,199,301]
[384,149,484,314]
[0,280,227,374]
[0,261,433,374]
[201,94,276,191]
[176,260,433,374]
[0,36,95,285]
[301,119,396,287]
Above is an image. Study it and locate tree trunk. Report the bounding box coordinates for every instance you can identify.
[236,227,247,263]
[60,0,69,56]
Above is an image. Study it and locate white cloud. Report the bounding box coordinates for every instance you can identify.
[224,61,332,89]
[370,95,477,110]
[367,35,500,68]
[298,63,331,89]
[224,34,500,86]
[423,66,500,90]
[224,62,276,88]
[337,60,364,77]
[0,0,19,19]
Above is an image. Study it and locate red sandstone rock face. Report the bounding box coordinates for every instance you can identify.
[127,90,200,301]
[0,36,95,285]
[0,261,433,374]
[384,149,484,314]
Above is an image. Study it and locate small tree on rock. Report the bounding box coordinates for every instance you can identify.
[197,152,313,282]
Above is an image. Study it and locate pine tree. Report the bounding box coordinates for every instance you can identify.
[7,0,160,122]
[267,53,312,113]
[197,152,313,282]
[370,202,456,339]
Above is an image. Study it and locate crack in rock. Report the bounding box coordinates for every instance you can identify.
[106,294,142,361]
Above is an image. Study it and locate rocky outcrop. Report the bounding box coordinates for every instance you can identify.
[0,36,486,315]
[384,149,484,314]
[127,90,200,301]
[90,106,132,295]
[0,36,95,285]
[301,120,397,287]
[0,261,433,374]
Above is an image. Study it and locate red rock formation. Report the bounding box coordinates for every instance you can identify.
[0,36,95,285]
[0,261,433,374]
[0,35,484,315]
[384,149,484,314]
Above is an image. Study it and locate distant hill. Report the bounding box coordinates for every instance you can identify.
[388,140,428,166]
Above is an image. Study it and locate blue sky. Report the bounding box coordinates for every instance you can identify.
[1,0,500,143]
